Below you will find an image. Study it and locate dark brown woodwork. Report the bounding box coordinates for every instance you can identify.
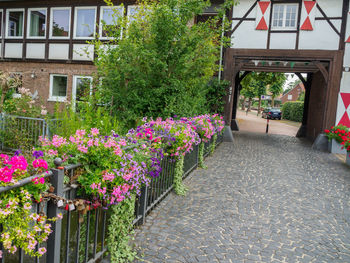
[22,8,27,60]
[45,7,50,61]
[266,1,274,49]
[339,0,349,51]
[295,0,302,49]
[314,61,329,81]
[1,8,5,58]
[295,72,306,89]
[230,0,257,36]
[68,6,74,62]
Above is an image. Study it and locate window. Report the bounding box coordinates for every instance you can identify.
[272,4,298,29]
[6,9,24,38]
[49,74,68,101]
[74,7,96,39]
[288,94,292,100]
[50,7,71,38]
[72,76,93,110]
[127,6,140,23]
[100,6,124,39]
[28,8,47,38]
[10,72,23,98]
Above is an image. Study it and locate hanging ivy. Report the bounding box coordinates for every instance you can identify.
[198,143,207,169]
[210,134,217,155]
[107,195,137,263]
[174,155,187,196]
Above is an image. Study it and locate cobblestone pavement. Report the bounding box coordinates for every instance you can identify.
[132,132,350,263]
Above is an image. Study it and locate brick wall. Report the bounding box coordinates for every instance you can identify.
[280,83,305,104]
[0,62,96,111]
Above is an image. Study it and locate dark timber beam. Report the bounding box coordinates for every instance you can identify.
[295,72,307,90]
[314,61,329,82]
[296,73,313,138]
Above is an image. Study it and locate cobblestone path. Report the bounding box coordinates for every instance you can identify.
[133,132,350,263]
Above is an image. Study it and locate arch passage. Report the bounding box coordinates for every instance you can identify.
[223,49,343,141]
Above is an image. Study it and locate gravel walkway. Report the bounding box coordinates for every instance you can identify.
[132,132,350,263]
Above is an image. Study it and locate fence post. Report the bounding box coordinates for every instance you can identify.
[138,186,148,225]
[46,158,64,263]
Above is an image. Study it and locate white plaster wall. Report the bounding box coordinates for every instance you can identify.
[4,43,22,58]
[49,44,69,60]
[344,46,350,68]
[340,72,350,93]
[336,73,350,125]
[270,33,296,49]
[232,0,256,19]
[335,92,345,125]
[26,44,45,59]
[0,44,2,58]
[317,0,343,17]
[73,44,94,61]
[232,21,267,49]
[299,20,341,50]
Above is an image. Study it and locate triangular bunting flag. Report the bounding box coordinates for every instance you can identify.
[304,1,316,14]
[341,93,350,109]
[301,17,313,30]
[346,36,350,43]
[259,1,270,15]
[256,17,268,30]
[338,112,350,127]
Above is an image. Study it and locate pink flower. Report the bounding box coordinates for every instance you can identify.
[38,247,46,255]
[0,154,9,164]
[75,130,86,137]
[90,128,99,136]
[32,159,48,170]
[57,213,63,219]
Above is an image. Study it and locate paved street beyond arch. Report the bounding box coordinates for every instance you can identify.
[132,132,350,263]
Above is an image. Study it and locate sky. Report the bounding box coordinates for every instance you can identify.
[283,73,306,90]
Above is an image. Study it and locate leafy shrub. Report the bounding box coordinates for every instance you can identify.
[281,101,304,122]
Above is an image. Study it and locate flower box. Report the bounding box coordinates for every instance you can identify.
[328,139,346,154]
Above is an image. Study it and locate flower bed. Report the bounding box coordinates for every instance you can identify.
[0,114,225,262]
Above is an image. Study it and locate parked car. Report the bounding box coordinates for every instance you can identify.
[262,108,282,120]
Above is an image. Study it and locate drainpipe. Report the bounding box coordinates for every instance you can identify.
[218,14,226,82]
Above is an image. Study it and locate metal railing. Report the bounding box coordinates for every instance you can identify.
[0,133,224,263]
[0,113,59,151]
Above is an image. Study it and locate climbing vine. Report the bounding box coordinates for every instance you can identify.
[107,195,136,262]
[174,155,187,196]
[198,143,207,169]
[210,134,217,155]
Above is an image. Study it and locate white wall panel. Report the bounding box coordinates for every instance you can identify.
[49,44,69,60]
[0,44,2,58]
[4,43,22,58]
[340,72,350,93]
[26,44,45,59]
[231,21,267,49]
[270,33,296,49]
[73,44,94,61]
[344,46,350,68]
[317,0,343,18]
[232,0,256,19]
[299,20,340,50]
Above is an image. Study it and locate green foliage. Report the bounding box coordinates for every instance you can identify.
[268,73,287,99]
[107,195,137,262]
[52,93,120,137]
[324,125,349,143]
[174,155,187,196]
[206,79,229,114]
[198,142,207,169]
[281,101,304,122]
[210,133,217,155]
[297,91,305,101]
[93,0,226,129]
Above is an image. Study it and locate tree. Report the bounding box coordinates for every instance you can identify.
[269,73,286,107]
[93,0,231,128]
[240,74,256,112]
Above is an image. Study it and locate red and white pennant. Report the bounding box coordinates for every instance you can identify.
[300,1,316,31]
[256,1,271,30]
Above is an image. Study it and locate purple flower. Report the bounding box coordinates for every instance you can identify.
[33,150,44,159]
[14,149,22,156]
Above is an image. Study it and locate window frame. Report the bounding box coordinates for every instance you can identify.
[49,7,71,39]
[27,7,47,39]
[127,5,140,22]
[73,6,97,40]
[271,3,298,31]
[99,6,124,40]
[49,74,68,102]
[6,8,25,39]
[72,75,93,110]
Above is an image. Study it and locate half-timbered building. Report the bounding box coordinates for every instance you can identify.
[223,0,349,141]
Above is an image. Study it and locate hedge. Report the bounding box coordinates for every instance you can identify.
[281,101,304,122]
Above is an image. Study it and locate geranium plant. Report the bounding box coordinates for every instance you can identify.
[324,125,349,144]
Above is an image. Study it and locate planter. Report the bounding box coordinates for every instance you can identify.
[328,139,346,154]
[346,153,350,166]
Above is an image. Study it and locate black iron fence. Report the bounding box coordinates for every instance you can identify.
[0,134,223,263]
